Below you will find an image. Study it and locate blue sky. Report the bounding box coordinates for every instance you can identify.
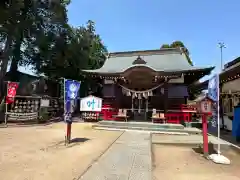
[20,0,240,81]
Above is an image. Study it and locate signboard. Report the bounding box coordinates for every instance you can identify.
[40,99,50,107]
[80,95,102,112]
[200,100,212,113]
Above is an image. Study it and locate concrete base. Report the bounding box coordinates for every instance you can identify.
[209,154,231,165]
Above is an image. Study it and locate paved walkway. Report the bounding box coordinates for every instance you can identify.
[79,131,152,180]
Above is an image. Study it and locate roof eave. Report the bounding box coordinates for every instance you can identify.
[82,66,215,76]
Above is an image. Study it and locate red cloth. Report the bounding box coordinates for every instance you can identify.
[6,82,18,104]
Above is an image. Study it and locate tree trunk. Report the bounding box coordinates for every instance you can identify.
[9,33,23,81]
[0,35,12,102]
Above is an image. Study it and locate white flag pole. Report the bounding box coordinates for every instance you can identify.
[217,74,221,154]
[209,74,230,164]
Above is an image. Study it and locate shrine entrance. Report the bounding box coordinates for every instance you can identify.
[118,66,165,122]
[132,96,148,121]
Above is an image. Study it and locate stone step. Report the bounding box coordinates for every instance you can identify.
[93,124,202,134]
[98,120,185,130]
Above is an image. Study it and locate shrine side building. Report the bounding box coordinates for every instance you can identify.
[197,57,240,130]
[83,48,214,123]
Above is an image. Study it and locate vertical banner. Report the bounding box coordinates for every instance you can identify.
[64,79,80,122]
[207,74,219,132]
[6,82,19,104]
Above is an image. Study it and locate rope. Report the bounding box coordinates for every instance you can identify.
[118,82,164,94]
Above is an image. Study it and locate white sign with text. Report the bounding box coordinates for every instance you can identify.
[80,95,102,112]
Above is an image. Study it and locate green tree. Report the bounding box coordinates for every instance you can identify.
[32,20,107,80]
[160,44,170,49]
[170,41,193,66]
[0,0,25,99]
[0,0,70,100]
[160,41,193,66]
[28,20,107,96]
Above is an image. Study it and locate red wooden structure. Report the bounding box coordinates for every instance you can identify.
[100,103,196,123]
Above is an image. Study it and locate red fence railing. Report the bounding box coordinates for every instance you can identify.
[99,103,196,123]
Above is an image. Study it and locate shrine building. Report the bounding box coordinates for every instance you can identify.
[83,48,214,123]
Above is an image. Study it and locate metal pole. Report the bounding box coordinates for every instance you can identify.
[218,42,226,133]
[217,74,221,154]
[220,47,223,71]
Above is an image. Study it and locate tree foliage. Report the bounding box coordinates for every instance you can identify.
[30,20,107,80]
[0,0,107,99]
[160,44,170,49]
[160,41,193,66]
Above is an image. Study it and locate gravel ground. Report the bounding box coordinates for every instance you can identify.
[153,144,240,180]
[0,122,121,180]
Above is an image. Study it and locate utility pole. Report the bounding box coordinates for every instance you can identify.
[218,42,226,71]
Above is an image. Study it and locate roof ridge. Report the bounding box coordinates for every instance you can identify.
[109,48,183,58]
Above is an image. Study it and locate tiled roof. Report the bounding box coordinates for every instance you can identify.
[83,48,214,74]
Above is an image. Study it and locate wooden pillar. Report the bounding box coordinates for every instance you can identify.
[184,96,187,104]
[164,77,168,114]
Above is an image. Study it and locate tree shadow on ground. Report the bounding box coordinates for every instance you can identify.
[67,137,90,148]
[70,137,89,143]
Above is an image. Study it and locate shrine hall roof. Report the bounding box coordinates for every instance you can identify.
[83,48,214,74]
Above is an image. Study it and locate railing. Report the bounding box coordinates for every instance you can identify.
[171,104,196,112]
[99,104,194,124]
[165,113,190,124]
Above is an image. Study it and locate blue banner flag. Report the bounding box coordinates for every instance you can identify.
[208,74,219,102]
[64,79,81,122]
[209,102,218,132]
[65,80,81,100]
[207,74,219,132]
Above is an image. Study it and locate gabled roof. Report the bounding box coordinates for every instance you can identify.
[83,48,214,74]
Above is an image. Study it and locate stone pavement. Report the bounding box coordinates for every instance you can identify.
[79,131,152,180]
[152,134,231,146]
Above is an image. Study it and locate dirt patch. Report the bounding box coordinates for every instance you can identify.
[153,144,240,180]
[0,122,122,180]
